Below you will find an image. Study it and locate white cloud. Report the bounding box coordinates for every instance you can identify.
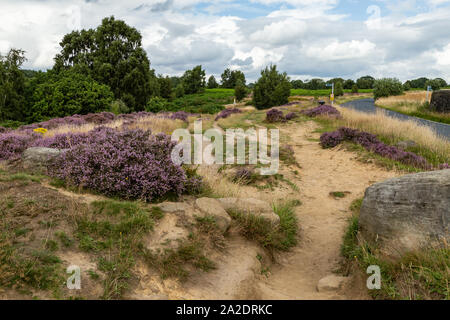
[305,40,377,61]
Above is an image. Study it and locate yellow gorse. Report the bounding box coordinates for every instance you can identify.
[33,128,48,135]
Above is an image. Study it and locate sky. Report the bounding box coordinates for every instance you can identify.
[1,0,450,82]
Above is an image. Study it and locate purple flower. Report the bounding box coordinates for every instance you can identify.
[215,108,242,121]
[301,105,340,118]
[266,108,285,123]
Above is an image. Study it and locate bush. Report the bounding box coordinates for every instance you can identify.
[50,127,201,202]
[351,84,359,93]
[253,65,291,109]
[182,65,206,94]
[266,109,285,123]
[301,105,340,117]
[0,132,39,160]
[215,108,242,121]
[145,97,169,113]
[234,80,247,102]
[109,100,130,115]
[285,112,298,120]
[429,90,450,113]
[320,127,432,169]
[334,81,344,97]
[373,78,403,100]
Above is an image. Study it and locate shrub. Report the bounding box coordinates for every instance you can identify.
[429,90,450,113]
[253,65,291,109]
[50,127,201,202]
[373,78,403,100]
[334,81,344,97]
[301,105,340,117]
[234,80,247,102]
[320,127,432,169]
[169,111,191,122]
[109,100,130,115]
[233,167,256,184]
[0,132,39,160]
[215,108,242,121]
[320,131,344,148]
[285,112,298,120]
[145,97,169,113]
[266,109,285,123]
[35,132,90,149]
[182,65,206,94]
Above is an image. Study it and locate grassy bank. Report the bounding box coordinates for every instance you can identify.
[341,199,449,300]
[375,91,450,125]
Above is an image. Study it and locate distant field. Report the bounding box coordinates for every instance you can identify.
[290,89,373,97]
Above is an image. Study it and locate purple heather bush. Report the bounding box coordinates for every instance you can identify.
[170,111,191,122]
[285,112,298,121]
[320,127,432,169]
[302,105,340,118]
[233,167,255,184]
[50,127,201,202]
[215,108,242,121]
[266,108,286,123]
[0,132,41,161]
[34,132,90,150]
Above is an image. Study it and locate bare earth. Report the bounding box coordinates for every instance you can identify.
[252,121,400,299]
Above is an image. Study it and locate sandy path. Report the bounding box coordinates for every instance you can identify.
[253,121,400,299]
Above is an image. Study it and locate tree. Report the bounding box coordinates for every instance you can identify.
[291,79,304,89]
[426,78,447,91]
[304,78,326,90]
[253,65,291,109]
[207,75,219,89]
[158,76,172,99]
[54,16,158,112]
[28,70,114,122]
[343,79,355,90]
[334,81,344,97]
[351,84,359,93]
[408,77,428,89]
[0,48,27,121]
[220,68,246,88]
[182,65,206,94]
[234,79,247,102]
[373,78,403,100]
[356,76,375,89]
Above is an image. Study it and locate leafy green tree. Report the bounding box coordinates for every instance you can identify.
[28,70,114,122]
[182,65,206,94]
[54,16,158,111]
[253,65,291,109]
[334,81,344,96]
[207,75,219,89]
[426,78,447,90]
[343,79,355,90]
[403,81,411,91]
[408,77,428,89]
[291,79,304,89]
[220,68,246,88]
[356,76,375,89]
[234,80,247,102]
[158,76,172,99]
[351,84,359,93]
[175,84,185,98]
[0,48,27,121]
[373,78,403,100]
[305,78,326,90]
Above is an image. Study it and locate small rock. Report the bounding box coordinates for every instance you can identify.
[158,202,191,213]
[195,198,231,234]
[317,275,348,292]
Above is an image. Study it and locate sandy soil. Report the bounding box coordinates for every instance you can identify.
[251,121,400,299]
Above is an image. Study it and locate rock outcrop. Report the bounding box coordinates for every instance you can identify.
[21,147,61,173]
[359,169,450,255]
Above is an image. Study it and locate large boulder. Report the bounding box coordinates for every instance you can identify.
[359,169,450,256]
[430,90,450,113]
[22,147,62,173]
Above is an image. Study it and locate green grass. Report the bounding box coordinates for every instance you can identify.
[341,198,450,300]
[227,200,299,255]
[376,101,450,125]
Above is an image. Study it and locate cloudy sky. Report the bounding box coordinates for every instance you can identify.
[1,0,450,82]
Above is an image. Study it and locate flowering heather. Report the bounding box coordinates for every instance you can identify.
[320,127,432,169]
[320,131,344,148]
[215,108,242,121]
[34,132,90,150]
[285,112,298,121]
[0,126,10,134]
[170,111,190,122]
[0,132,40,161]
[50,127,201,202]
[266,108,286,123]
[301,105,340,118]
[233,167,255,184]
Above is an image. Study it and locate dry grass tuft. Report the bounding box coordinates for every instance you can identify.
[337,106,450,161]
